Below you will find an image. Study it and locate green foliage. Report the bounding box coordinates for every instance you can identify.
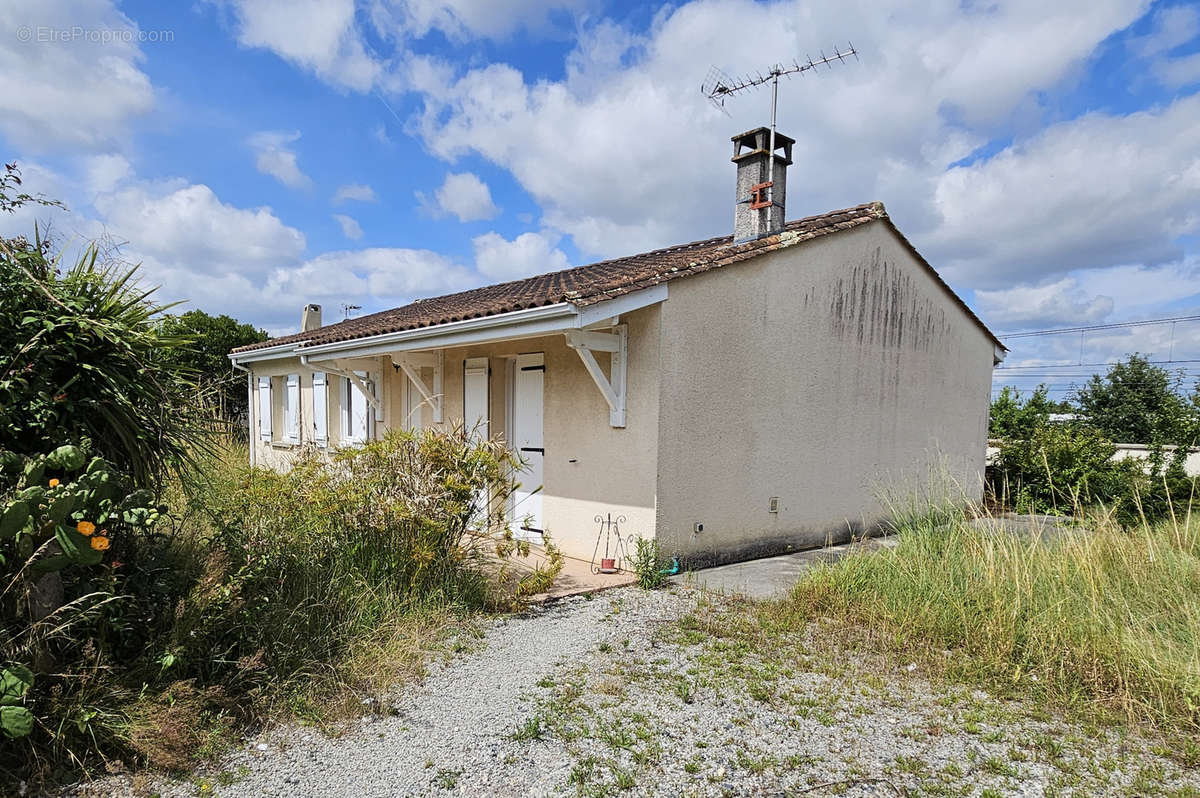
[988,423,1129,515]
[157,310,268,434]
[0,236,211,489]
[629,536,668,590]
[0,442,161,763]
[0,665,34,739]
[0,163,61,216]
[988,384,1067,440]
[989,357,1200,523]
[1075,354,1196,448]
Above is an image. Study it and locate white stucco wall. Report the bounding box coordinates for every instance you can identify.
[654,221,996,565]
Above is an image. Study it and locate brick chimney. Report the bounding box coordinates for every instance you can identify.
[301,303,322,332]
[732,127,794,242]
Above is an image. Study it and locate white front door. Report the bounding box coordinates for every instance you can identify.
[510,353,544,538]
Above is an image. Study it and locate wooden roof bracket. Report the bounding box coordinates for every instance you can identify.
[565,324,627,428]
[300,354,383,414]
[391,351,444,423]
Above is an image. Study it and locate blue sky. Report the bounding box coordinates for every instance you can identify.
[1,0,1198,399]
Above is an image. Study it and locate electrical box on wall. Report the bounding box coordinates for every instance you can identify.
[693,521,704,534]
[768,497,780,513]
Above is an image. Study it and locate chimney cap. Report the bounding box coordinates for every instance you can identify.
[731,127,794,165]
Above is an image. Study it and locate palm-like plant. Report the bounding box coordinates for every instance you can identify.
[0,232,212,489]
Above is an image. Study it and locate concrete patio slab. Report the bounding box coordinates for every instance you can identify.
[510,547,636,602]
[680,536,898,600]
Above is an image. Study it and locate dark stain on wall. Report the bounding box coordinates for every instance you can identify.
[827,247,955,354]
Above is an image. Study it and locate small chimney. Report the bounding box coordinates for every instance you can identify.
[732,127,794,242]
[301,303,322,332]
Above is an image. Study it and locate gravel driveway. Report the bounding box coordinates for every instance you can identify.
[75,586,1198,797]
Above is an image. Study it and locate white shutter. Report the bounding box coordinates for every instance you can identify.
[257,376,272,441]
[342,374,372,445]
[351,372,370,442]
[284,374,300,443]
[463,358,489,441]
[312,372,327,445]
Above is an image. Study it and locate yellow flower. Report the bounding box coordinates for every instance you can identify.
[76,521,96,536]
[48,478,60,487]
[90,536,110,551]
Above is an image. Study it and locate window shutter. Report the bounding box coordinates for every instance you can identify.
[340,373,374,445]
[257,376,272,441]
[285,374,300,443]
[351,372,370,442]
[312,372,327,445]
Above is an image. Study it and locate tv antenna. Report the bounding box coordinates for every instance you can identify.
[702,44,858,214]
[341,303,362,319]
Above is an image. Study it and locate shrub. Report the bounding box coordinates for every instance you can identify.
[988,423,1129,515]
[169,428,551,696]
[629,536,668,590]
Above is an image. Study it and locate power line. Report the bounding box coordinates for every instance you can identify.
[997,358,1200,371]
[997,314,1200,340]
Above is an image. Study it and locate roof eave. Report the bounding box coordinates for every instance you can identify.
[231,284,670,364]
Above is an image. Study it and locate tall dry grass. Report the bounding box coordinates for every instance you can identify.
[782,503,1200,735]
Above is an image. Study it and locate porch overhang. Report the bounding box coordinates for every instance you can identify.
[229,283,668,428]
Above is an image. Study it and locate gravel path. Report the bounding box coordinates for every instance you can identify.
[74,586,1199,797]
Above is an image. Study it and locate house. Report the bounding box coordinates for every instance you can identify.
[229,127,1005,566]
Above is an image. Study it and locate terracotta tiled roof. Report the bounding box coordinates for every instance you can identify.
[232,202,1002,354]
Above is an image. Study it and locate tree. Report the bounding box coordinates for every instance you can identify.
[1074,354,1195,447]
[158,310,268,431]
[989,384,1071,440]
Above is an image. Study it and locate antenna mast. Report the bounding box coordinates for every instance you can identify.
[702,44,858,215]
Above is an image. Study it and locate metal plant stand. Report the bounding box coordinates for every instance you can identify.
[590,513,628,574]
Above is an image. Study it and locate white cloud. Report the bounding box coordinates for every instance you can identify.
[381,0,586,40]
[409,0,1150,259]
[1126,4,1200,88]
[248,130,311,190]
[92,179,478,325]
[1158,51,1200,88]
[929,94,1200,288]
[82,154,133,195]
[332,182,378,203]
[418,171,498,221]
[1127,4,1199,58]
[215,0,381,90]
[278,247,473,299]
[93,180,307,277]
[472,230,568,280]
[333,213,364,240]
[0,0,154,151]
[974,278,1114,329]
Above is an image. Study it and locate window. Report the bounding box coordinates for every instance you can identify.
[341,372,373,445]
[312,372,328,445]
[257,376,271,441]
